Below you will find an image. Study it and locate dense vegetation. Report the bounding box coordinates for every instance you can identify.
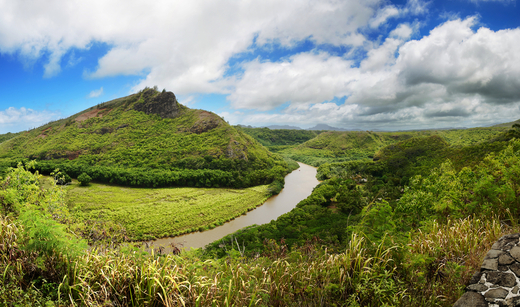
[0,131,22,144]
[0,88,290,188]
[234,126,323,153]
[2,112,520,306]
[238,126,508,167]
[0,150,517,306]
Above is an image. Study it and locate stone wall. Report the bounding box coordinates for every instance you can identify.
[454,233,520,307]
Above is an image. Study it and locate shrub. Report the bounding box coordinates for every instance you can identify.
[78,173,92,186]
[51,169,71,185]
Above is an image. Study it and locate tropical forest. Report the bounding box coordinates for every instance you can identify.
[2,87,520,306]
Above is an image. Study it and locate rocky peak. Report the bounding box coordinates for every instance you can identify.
[133,91,183,119]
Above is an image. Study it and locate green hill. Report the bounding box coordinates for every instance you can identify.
[0,88,288,188]
[269,127,508,166]
[277,130,416,166]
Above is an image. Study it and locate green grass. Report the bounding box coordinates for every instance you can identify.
[66,181,271,240]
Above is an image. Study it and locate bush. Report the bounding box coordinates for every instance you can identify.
[78,173,92,186]
[51,169,71,185]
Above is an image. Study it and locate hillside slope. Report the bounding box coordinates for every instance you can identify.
[273,127,508,166]
[0,88,287,188]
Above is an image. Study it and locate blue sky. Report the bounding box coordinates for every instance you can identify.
[1,0,520,133]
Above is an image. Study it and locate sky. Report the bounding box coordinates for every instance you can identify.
[1,0,520,133]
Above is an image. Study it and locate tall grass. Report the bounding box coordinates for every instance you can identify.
[62,234,401,306]
[403,217,509,305]
[1,214,517,306]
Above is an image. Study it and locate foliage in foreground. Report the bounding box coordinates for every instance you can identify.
[0,211,513,306]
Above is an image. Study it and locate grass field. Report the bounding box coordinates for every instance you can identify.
[65,181,271,240]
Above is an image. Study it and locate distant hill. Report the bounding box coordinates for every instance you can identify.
[307,124,350,131]
[235,126,323,150]
[265,125,302,130]
[0,88,288,188]
[492,118,520,128]
[0,131,23,144]
[236,123,353,131]
[274,127,509,167]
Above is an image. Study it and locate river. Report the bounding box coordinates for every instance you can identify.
[150,162,319,251]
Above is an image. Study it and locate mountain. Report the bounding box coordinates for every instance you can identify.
[492,118,520,128]
[265,125,303,130]
[0,88,288,188]
[307,124,350,131]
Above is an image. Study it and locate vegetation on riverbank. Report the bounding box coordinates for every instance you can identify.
[66,180,271,240]
[2,115,520,306]
[0,167,515,306]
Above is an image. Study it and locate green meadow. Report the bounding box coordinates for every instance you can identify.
[66,181,270,240]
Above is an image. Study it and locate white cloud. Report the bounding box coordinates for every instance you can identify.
[0,107,60,133]
[0,0,391,95]
[224,16,520,129]
[404,0,429,15]
[1,0,518,129]
[468,0,514,3]
[227,52,358,110]
[370,5,400,28]
[88,87,104,98]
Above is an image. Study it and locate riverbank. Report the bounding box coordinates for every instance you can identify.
[66,182,271,241]
[150,162,319,250]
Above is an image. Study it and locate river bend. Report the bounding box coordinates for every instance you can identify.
[151,162,319,250]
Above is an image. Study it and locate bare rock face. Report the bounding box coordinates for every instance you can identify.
[133,91,182,119]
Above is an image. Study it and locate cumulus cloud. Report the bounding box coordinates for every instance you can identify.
[0,0,392,92]
[225,17,520,129]
[227,52,358,110]
[0,107,60,133]
[2,0,518,129]
[468,0,514,3]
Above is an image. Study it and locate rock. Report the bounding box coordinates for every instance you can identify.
[492,234,520,251]
[189,111,222,134]
[453,291,487,307]
[485,272,517,287]
[511,263,520,277]
[133,91,182,119]
[484,288,509,299]
[482,258,499,271]
[469,271,484,284]
[499,265,510,271]
[513,286,519,294]
[499,253,516,265]
[486,249,505,259]
[505,296,520,307]
[510,246,520,262]
[467,284,488,292]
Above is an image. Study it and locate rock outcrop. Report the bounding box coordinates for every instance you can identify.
[189,111,223,134]
[454,233,520,307]
[133,91,182,119]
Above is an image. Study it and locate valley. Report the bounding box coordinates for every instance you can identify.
[2,91,520,306]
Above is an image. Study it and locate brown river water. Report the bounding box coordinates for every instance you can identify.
[149,162,319,251]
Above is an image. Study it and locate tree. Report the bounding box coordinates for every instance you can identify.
[51,169,71,185]
[78,172,92,186]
